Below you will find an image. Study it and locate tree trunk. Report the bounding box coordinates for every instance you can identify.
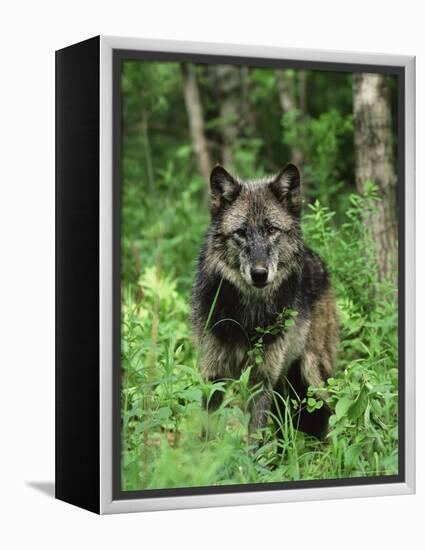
[276,69,305,181]
[240,66,256,130]
[353,73,398,283]
[182,63,212,182]
[141,109,154,189]
[210,65,242,166]
[298,70,307,115]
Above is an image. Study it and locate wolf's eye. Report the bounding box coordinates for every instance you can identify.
[267,226,280,236]
[234,228,247,239]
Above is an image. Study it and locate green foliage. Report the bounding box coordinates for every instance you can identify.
[248,308,298,366]
[282,108,354,213]
[120,61,398,491]
[121,185,398,490]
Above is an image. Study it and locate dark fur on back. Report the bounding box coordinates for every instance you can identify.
[191,164,337,440]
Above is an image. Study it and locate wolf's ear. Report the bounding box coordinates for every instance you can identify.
[209,165,241,215]
[270,163,301,214]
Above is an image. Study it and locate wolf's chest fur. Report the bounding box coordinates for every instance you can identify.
[200,272,300,345]
[196,273,315,386]
[192,245,331,384]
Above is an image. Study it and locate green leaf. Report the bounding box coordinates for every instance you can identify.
[174,344,184,356]
[345,443,364,468]
[328,414,337,427]
[335,396,353,420]
[348,386,368,421]
[180,388,202,402]
[239,366,252,387]
[291,398,299,410]
[364,401,372,429]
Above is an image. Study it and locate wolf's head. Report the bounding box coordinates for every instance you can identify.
[208,163,304,292]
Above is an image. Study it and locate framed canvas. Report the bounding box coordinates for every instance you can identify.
[55,35,415,514]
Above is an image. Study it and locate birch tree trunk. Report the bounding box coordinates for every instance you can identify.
[353,73,398,282]
[298,69,307,115]
[276,69,304,168]
[210,65,241,166]
[182,63,212,182]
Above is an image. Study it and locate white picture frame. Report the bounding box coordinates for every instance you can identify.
[56,35,415,514]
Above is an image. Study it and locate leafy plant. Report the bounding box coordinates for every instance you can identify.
[248,308,298,366]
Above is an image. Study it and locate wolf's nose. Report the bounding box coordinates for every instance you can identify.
[251,266,268,286]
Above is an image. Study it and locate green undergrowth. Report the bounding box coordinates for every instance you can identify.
[121,183,398,491]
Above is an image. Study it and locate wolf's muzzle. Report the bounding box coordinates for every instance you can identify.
[250,266,269,287]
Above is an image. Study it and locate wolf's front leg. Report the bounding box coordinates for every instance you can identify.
[248,384,273,435]
[247,336,290,437]
[201,376,224,412]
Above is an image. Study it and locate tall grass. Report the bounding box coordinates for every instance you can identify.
[120,182,398,491]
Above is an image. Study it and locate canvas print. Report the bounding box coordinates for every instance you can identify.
[118,58,399,492]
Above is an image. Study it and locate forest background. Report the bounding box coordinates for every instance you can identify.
[120,59,399,491]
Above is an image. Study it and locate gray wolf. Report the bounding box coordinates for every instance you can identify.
[191,163,337,440]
